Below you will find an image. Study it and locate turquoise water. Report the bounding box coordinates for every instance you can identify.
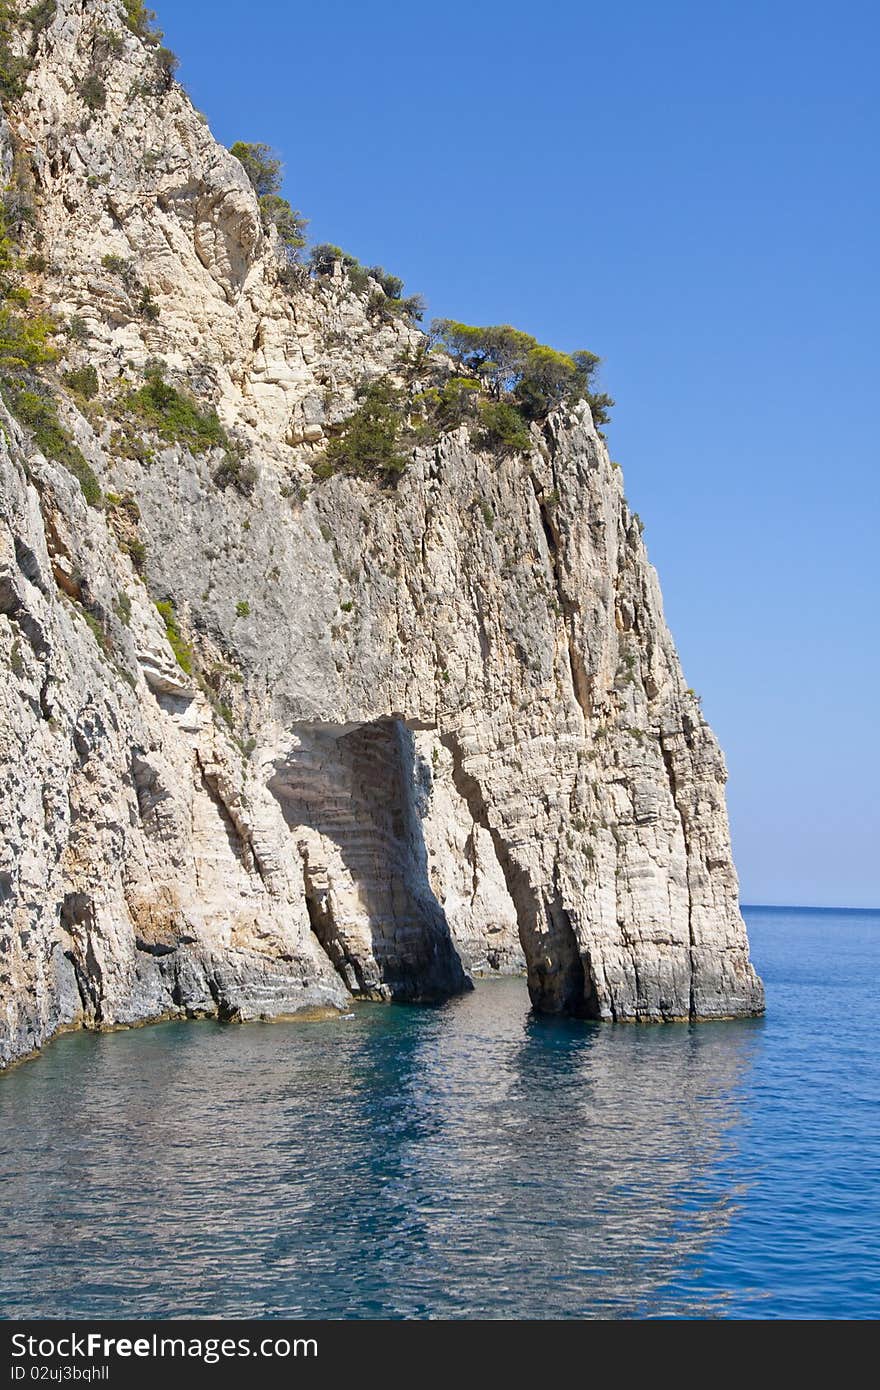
[0,906,877,1319]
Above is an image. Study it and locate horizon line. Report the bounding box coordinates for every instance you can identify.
[741,901,878,914]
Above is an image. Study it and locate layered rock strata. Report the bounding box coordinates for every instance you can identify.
[0,0,763,1068]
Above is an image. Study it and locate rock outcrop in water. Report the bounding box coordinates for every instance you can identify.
[0,0,764,1069]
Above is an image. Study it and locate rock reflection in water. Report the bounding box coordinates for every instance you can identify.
[0,979,760,1318]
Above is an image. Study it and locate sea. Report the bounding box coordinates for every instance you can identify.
[0,905,877,1319]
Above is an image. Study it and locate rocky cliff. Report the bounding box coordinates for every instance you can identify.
[0,0,764,1069]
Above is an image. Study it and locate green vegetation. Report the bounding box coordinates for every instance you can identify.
[309,244,423,323]
[115,591,132,626]
[229,142,281,196]
[230,142,307,262]
[430,320,611,424]
[106,493,147,573]
[431,322,535,395]
[155,599,193,673]
[101,253,160,318]
[101,252,134,282]
[0,204,54,368]
[0,1,57,103]
[229,151,426,315]
[317,379,409,484]
[66,314,89,343]
[0,198,102,506]
[309,243,348,277]
[315,353,538,486]
[79,67,106,110]
[412,376,481,434]
[121,363,225,452]
[213,448,257,497]
[123,2,162,41]
[366,263,425,323]
[0,303,54,370]
[122,2,178,88]
[474,399,532,456]
[137,284,159,320]
[155,44,178,86]
[80,606,110,654]
[121,535,146,573]
[258,193,307,256]
[79,7,178,113]
[584,390,614,428]
[2,374,101,504]
[62,364,99,399]
[235,599,250,619]
[108,419,154,465]
[96,26,125,58]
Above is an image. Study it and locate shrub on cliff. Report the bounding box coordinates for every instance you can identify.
[122,365,226,453]
[310,244,371,294]
[431,321,536,395]
[100,253,161,319]
[123,2,163,45]
[62,364,99,400]
[368,287,425,325]
[2,375,102,505]
[155,45,178,88]
[310,246,424,322]
[155,599,193,674]
[309,243,345,276]
[79,66,106,110]
[396,293,426,324]
[413,376,482,435]
[0,306,55,371]
[316,379,408,484]
[0,0,56,102]
[474,400,532,457]
[230,142,283,198]
[214,447,258,497]
[368,266,404,300]
[230,143,308,264]
[0,167,100,506]
[585,390,614,428]
[430,319,611,427]
[258,193,308,258]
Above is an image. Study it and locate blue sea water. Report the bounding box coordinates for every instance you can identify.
[0,905,877,1319]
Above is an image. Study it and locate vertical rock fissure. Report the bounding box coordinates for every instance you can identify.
[440,731,598,1017]
[529,473,592,724]
[659,733,696,1021]
[59,893,101,1024]
[299,849,364,996]
[195,752,268,885]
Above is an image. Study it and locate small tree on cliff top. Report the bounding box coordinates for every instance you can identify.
[230,143,308,261]
[230,142,283,198]
[430,320,610,423]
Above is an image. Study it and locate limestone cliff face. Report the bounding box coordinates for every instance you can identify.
[0,0,763,1068]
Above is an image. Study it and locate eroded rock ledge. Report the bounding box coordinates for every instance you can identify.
[0,0,762,1069]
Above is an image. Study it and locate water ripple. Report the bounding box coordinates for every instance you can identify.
[0,907,877,1318]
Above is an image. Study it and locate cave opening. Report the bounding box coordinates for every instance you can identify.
[269,717,470,1003]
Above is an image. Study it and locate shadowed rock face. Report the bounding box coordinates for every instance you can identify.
[268,719,470,1003]
[0,1,762,1068]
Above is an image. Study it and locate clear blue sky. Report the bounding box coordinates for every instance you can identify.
[159,0,878,908]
